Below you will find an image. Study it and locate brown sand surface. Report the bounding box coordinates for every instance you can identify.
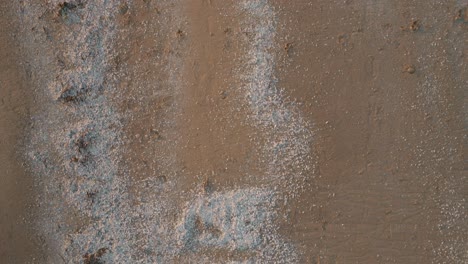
[0,2,44,262]
[1,0,466,263]
[273,1,467,263]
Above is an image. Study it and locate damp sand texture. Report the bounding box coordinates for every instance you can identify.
[1,0,467,263]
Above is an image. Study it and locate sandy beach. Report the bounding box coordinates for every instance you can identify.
[0,0,466,263]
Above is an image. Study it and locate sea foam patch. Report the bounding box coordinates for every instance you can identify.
[174,187,298,263]
[176,188,275,251]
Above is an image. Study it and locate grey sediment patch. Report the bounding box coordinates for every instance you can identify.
[230,0,316,261]
[19,1,138,262]
[176,188,276,251]
[21,0,193,262]
[174,188,298,263]
[239,0,314,191]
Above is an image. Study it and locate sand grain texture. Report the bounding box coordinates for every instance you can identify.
[0,0,466,263]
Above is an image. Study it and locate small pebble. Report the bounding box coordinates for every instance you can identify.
[405,65,416,74]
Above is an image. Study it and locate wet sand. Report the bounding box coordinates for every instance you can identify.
[1,0,467,263]
[0,2,43,262]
